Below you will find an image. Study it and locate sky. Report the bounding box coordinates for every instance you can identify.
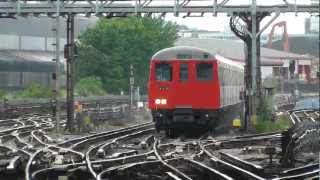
[164,0,315,34]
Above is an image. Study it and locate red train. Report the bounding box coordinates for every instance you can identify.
[148,46,244,136]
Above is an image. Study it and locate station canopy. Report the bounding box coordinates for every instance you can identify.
[0,50,58,72]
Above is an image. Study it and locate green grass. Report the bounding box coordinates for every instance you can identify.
[0,90,7,100]
[254,96,292,133]
[255,114,292,133]
[16,84,52,99]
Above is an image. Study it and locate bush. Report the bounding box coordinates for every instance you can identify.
[75,76,107,97]
[255,115,291,133]
[16,84,52,99]
[255,97,292,133]
[0,90,7,100]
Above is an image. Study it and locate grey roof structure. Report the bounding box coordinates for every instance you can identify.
[264,35,319,58]
[152,46,214,61]
[175,38,313,66]
[0,50,59,72]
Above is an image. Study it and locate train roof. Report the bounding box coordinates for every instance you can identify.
[215,54,244,71]
[151,46,215,61]
[151,46,244,70]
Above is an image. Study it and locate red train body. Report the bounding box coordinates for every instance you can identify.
[148,46,244,136]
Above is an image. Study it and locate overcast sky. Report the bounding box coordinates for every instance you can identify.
[165,0,314,34]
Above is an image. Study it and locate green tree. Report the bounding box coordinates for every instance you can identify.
[75,76,107,97]
[76,17,178,94]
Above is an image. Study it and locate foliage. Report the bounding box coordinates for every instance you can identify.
[258,97,273,122]
[255,97,291,133]
[75,76,107,97]
[0,90,7,100]
[255,115,291,133]
[16,84,52,99]
[76,17,178,94]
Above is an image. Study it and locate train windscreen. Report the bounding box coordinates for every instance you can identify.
[155,63,172,81]
[196,63,213,80]
[179,63,188,81]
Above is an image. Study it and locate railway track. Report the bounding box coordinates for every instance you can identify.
[2,95,131,119]
[0,109,319,180]
[288,109,320,124]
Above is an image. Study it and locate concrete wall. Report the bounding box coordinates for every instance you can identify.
[0,34,19,49]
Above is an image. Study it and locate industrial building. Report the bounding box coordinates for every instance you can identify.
[0,50,59,90]
[0,17,95,90]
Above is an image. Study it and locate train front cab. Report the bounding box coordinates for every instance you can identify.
[148,57,220,136]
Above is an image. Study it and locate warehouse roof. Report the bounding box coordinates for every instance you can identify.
[264,35,319,58]
[175,38,313,66]
[0,50,60,72]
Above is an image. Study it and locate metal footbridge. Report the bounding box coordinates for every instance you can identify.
[0,0,318,16]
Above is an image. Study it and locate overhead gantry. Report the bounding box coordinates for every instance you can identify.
[1,0,318,132]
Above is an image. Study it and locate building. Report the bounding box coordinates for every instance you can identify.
[0,16,96,90]
[0,17,97,51]
[178,30,270,44]
[0,50,59,90]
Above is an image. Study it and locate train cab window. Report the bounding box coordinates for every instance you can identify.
[155,63,172,81]
[196,63,213,80]
[179,63,188,81]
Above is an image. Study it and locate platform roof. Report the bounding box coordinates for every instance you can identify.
[0,50,60,72]
[175,38,313,66]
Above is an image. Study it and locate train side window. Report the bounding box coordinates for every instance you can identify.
[155,63,172,81]
[197,63,213,81]
[180,63,188,81]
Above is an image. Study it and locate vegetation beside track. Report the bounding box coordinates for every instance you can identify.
[0,77,106,100]
[255,96,292,133]
[255,114,291,133]
[15,84,53,99]
[75,76,107,97]
[0,90,7,100]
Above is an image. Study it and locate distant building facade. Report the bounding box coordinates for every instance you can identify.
[178,30,270,44]
[0,50,57,90]
[305,0,319,34]
[0,17,96,90]
[0,17,97,51]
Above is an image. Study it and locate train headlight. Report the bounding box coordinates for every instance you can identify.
[161,99,167,105]
[155,99,161,105]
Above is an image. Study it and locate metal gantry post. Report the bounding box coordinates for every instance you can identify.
[130,64,134,110]
[66,13,75,132]
[137,86,140,103]
[54,0,61,133]
[249,0,258,129]
[251,0,257,93]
